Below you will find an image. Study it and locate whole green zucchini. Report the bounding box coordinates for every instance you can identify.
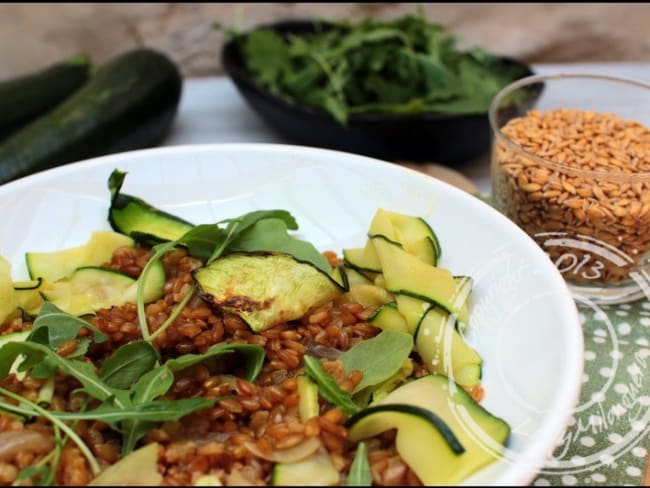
[0,53,92,140]
[0,48,182,185]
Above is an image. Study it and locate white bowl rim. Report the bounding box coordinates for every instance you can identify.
[0,142,584,485]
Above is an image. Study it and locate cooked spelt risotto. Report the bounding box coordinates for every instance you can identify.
[0,245,470,486]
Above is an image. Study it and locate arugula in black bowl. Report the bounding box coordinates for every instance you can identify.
[219,14,540,165]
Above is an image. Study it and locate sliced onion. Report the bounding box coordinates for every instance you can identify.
[306,344,342,360]
[244,436,321,463]
[195,431,233,444]
[0,429,54,461]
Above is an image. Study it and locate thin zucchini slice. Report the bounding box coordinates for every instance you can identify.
[0,256,19,324]
[330,264,348,292]
[194,252,344,332]
[342,266,373,286]
[414,307,482,388]
[297,375,319,422]
[346,403,466,483]
[343,239,382,274]
[40,266,134,316]
[40,262,165,316]
[12,279,42,290]
[88,442,162,486]
[395,294,431,335]
[14,287,44,317]
[367,374,510,485]
[454,276,473,331]
[1,257,45,321]
[368,208,440,265]
[328,264,351,291]
[336,283,394,308]
[26,230,135,282]
[272,449,339,486]
[108,169,194,245]
[372,237,469,318]
[365,358,414,405]
[193,474,223,486]
[368,302,409,334]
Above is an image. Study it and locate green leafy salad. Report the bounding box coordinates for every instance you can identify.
[221,12,530,123]
[0,169,510,486]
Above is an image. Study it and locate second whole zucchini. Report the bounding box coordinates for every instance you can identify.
[0,53,92,140]
[0,48,183,185]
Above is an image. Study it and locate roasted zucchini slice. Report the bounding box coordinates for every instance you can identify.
[194,252,344,332]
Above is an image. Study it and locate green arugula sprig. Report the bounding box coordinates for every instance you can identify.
[0,307,265,460]
[221,12,530,124]
[346,441,373,486]
[0,386,101,477]
[303,354,360,417]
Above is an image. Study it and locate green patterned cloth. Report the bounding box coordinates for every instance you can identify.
[533,299,649,486]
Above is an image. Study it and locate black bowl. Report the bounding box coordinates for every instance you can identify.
[222,20,540,166]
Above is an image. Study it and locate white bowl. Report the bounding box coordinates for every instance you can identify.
[0,143,583,485]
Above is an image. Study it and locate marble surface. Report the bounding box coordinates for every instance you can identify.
[1,4,650,79]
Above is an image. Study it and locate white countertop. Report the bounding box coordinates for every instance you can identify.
[163,63,650,194]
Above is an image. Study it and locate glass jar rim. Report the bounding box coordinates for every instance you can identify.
[488,72,650,181]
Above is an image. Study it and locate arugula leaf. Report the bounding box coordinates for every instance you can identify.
[242,28,291,88]
[131,365,174,403]
[207,209,298,264]
[99,341,160,389]
[175,224,226,261]
[30,356,58,379]
[120,365,176,454]
[231,12,529,123]
[347,442,373,486]
[0,341,123,405]
[221,208,298,233]
[29,301,108,350]
[16,465,54,486]
[339,330,413,393]
[165,343,265,382]
[303,355,360,417]
[53,397,217,426]
[229,218,332,275]
[174,209,297,263]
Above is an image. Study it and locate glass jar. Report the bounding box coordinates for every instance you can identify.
[489,74,650,304]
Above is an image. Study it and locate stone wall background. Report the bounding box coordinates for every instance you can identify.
[1,3,649,79]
